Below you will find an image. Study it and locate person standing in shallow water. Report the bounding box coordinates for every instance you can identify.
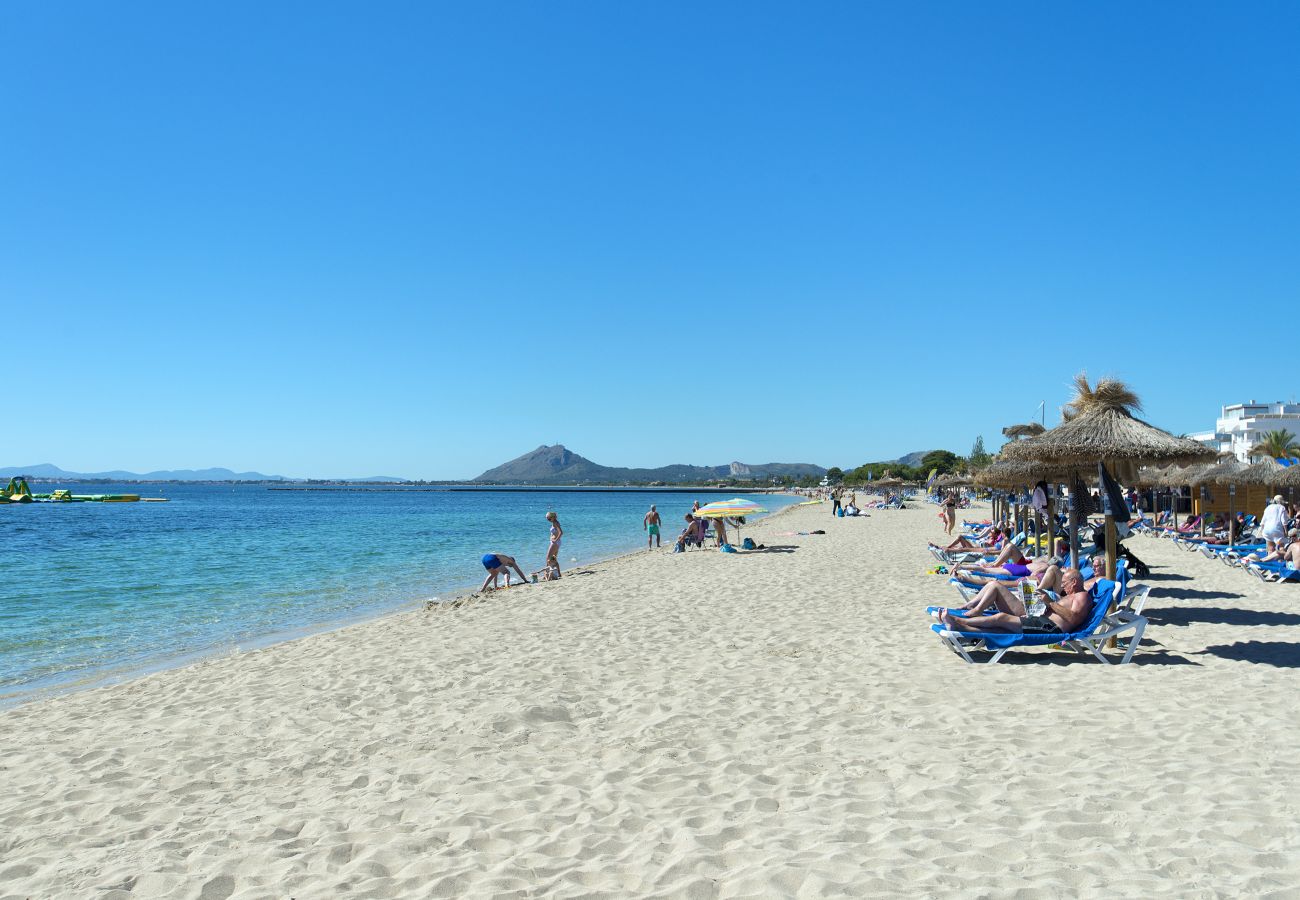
[644,504,662,549]
[545,511,563,577]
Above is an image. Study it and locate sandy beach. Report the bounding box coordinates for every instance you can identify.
[4,499,1300,898]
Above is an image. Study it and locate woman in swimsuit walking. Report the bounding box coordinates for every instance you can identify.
[545,511,563,578]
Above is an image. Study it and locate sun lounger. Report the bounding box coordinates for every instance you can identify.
[1246,560,1300,584]
[930,578,1146,664]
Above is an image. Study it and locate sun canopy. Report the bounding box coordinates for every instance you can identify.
[693,498,767,519]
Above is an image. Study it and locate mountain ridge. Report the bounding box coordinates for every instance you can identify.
[0,464,404,483]
[474,445,825,484]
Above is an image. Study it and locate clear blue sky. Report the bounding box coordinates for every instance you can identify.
[4,2,1298,478]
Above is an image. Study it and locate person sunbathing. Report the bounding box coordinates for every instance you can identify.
[1244,529,1300,565]
[674,514,707,552]
[955,536,1067,571]
[931,527,1006,553]
[952,554,1061,589]
[938,568,1094,635]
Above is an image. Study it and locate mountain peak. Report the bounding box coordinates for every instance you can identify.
[473,446,825,484]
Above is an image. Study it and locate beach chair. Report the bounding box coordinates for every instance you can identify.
[1246,560,1300,584]
[930,578,1146,665]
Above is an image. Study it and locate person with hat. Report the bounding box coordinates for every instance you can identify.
[1260,494,1290,554]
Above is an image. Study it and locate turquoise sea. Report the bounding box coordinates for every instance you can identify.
[0,484,796,705]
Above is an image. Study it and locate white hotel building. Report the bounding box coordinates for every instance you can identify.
[1188,401,1300,461]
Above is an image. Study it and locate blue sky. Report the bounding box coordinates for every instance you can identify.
[4,2,1298,479]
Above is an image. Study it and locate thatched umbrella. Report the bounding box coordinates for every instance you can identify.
[1155,461,1212,533]
[1238,457,1288,487]
[974,460,1070,540]
[1276,464,1300,493]
[999,374,1216,573]
[1002,422,1047,440]
[1190,457,1253,546]
[1239,457,1296,517]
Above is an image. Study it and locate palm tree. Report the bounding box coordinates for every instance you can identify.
[1251,428,1300,460]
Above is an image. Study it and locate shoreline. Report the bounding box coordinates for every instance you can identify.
[0,497,807,711]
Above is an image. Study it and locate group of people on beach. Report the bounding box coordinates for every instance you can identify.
[479,498,746,592]
[645,500,740,552]
[479,511,564,591]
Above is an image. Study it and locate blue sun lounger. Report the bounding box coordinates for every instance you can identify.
[930,578,1147,664]
[1246,560,1300,584]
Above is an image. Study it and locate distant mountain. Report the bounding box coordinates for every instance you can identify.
[895,450,931,468]
[0,464,405,483]
[474,445,825,485]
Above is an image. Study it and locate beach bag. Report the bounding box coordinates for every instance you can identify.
[720,543,737,553]
[742,537,756,550]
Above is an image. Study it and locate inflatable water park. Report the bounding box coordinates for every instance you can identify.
[0,477,168,503]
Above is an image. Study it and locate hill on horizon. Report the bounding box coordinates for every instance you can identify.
[0,464,405,483]
[474,445,825,485]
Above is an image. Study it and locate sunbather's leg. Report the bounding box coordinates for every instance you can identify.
[961,582,1028,616]
[1037,565,1062,593]
[987,543,1025,567]
[939,609,1024,633]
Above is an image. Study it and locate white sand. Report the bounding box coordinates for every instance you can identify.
[4,500,1300,898]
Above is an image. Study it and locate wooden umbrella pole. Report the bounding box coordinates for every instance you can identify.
[1046,491,1056,557]
[1229,483,1237,549]
[1105,513,1118,580]
[1199,488,1207,537]
[1068,489,1081,569]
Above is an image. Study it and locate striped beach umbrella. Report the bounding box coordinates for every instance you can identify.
[693,497,767,548]
[693,498,767,518]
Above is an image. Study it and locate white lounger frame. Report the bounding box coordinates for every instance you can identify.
[934,610,1148,665]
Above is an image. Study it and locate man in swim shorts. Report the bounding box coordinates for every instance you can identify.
[479,553,530,591]
[938,568,1094,635]
[644,504,662,549]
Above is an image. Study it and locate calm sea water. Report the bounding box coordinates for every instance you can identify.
[0,484,796,703]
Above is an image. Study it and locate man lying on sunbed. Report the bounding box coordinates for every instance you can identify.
[929,526,1007,554]
[1243,528,1300,567]
[938,568,1094,636]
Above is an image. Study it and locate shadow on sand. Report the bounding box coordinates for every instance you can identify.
[959,639,1199,667]
[1143,570,1194,582]
[1152,587,1246,601]
[1146,606,1300,628]
[1198,641,1300,668]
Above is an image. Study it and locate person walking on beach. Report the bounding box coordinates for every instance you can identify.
[831,487,842,517]
[941,493,958,535]
[644,504,662,549]
[1261,494,1289,554]
[480,553,530,591]
[545,511,564,578]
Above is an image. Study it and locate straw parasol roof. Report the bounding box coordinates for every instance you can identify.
[1190,457,1249,488]
[1002,422,1047,440]
[998,375,1215,481]
[875,477,903,487]
[1157,462,1210,489]
[935,473,972,487]
[1237,457,1289,487]
[1276,464,1300,489]
[975,459,1072,488]
[1133,466,1170,488]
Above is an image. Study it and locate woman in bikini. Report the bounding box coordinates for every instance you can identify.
[545,511,564,578]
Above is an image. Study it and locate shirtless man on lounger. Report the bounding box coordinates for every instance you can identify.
[939,568,1094,636]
